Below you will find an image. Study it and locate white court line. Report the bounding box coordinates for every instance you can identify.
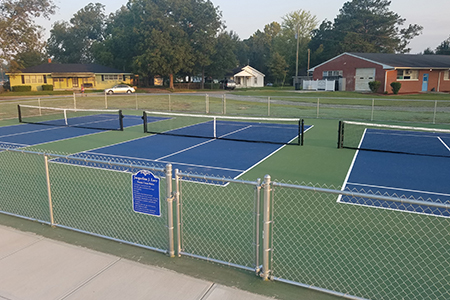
[81,151,244,172]
[154,125,252,161]
[438,136,450,152]
[235,125,314,180]
[346,182,450,198]
[338,129,367,203]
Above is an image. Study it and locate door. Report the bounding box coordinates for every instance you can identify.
[355,68,376,91]
[422,73,429,92]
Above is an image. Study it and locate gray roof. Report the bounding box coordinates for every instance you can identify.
[19,63,131,74]
[349,53,450,68]
[309,52,450,71]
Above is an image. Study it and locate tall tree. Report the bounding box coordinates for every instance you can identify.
[278,10,318,77]
[206,31,239,79]
[309,0,422,65]
[129,0,222,89]
[435,37,450,55]
[47,3,106,63]
[268,52,288,85]
[0,0,56,68]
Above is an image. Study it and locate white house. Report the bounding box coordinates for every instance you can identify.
[232,65,265,88]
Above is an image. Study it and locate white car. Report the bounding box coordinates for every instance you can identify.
[104,84,135,94]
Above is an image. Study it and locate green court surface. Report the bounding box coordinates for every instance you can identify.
[1,94,449,300]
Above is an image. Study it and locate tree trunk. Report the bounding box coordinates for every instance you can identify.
[169,74,174,89]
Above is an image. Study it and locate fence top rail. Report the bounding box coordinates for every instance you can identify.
[230,94,450,103]
[176,170,260,186]
[272,181,450,210]
[0,147,166,173]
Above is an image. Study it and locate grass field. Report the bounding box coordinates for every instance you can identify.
[1,90,449,300]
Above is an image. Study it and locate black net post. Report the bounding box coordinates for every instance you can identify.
[119,110,124,131]
[337,121,344,148]
[300,119,304,146]
[142,111,148,133]
[17,105,22,123]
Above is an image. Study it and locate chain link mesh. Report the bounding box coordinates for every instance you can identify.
[48,155,170,252]
[1,145,449,299]
[178,173,259,270]
[270,181,450,300]
[0,150,50,222]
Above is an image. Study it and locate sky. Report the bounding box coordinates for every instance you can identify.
[38,0,450,54]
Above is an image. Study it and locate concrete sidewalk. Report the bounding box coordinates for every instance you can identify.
[0,225,275,300]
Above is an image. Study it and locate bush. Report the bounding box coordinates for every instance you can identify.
[2,81,10,91]
[390,81,402,94]
[368,81,381,93]
[42,84,53,91]
[11,85,31,92]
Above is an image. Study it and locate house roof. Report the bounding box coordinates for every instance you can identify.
[16,63,131,74]
[227,65,265,77]
[309,52,450,71]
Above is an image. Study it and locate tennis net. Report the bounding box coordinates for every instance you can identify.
[143,111,304,145]
[18,105,124,131]
[338,120,450,157]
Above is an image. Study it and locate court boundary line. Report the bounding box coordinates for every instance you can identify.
[79,151,245,173]
[338,129,366,203]
[154,125,253,161]
[235,125,314,180]
[438,137,450,152]
[338,128,450,218]
[346,182,450,198]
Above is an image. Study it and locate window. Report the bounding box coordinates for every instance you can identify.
[254,77,258,84]
[323,70,343,77]
[104,75,118,81]
[397,69,418,80]
[444,70,449,81]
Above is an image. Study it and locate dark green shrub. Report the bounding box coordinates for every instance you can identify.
[42,84,53,91]
[12,85,31,92]
[390,81,402,94]
[368,80,381,93]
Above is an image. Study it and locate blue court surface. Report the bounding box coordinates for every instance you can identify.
[340,128,450,217]
[0,115,144,148]
[65,121,312,181]
[0,113,311,183]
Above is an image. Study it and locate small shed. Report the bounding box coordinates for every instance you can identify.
[232,65,265,88]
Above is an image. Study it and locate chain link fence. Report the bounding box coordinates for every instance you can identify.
[0,146,449,299]
[2,93,450,125]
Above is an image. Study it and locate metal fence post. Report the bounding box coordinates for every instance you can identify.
[262,174,272,281]
[175,169,181,257]
[44,155,55,227]
[206,94,209,113]
[317,98,320,118]
[104,92,108,109]
[371,98,374,121]
[73,92,77,109]
[268,97,270,116]
[433,100,437,124]
[223,94,226,115]
[168,94,171,111]
[135,93,138,110]
[166,164,175,257]
[255,178,262,275]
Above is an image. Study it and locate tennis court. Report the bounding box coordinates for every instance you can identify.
[1,107,310,180]
[339,121,450,217]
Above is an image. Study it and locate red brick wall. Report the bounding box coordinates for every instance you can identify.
[385,70,450,94]
[313,54,450,94]
[313,54,386,92]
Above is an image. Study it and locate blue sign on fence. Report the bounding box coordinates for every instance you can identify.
[132,170,161,217]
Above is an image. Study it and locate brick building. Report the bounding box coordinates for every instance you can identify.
[309,53,450,94]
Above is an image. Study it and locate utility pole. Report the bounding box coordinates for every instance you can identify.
[295,25,300,89]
